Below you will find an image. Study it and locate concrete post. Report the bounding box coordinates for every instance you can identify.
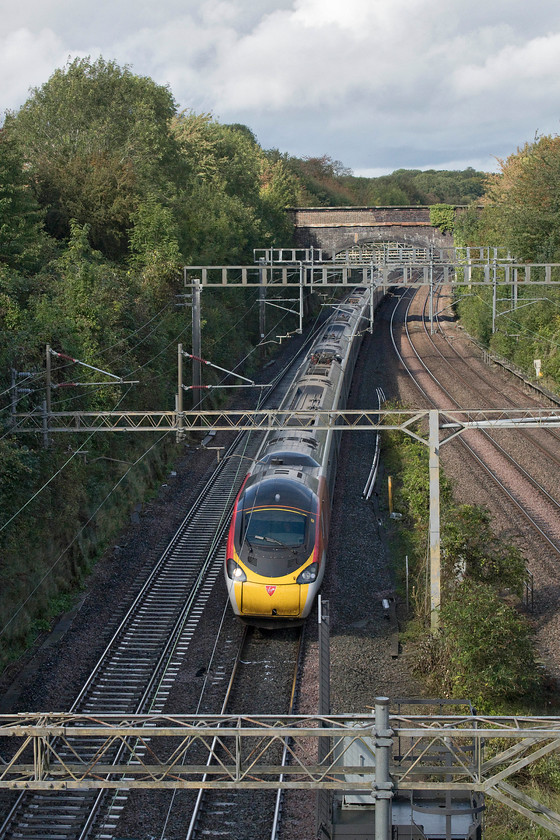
[374,697,393,840]
[429,257,434,334]
[299,268,304,334]
[45,344,52,418]
[369,266,375,334]
[45,344,52,448]
[177,343,184,442]
[492,259,497,333]
[259,259,266,362]
[192,279,202,411]
[429,410,441,630]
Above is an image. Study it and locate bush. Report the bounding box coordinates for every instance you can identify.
[440,580,540,705]
[442,505,527,596]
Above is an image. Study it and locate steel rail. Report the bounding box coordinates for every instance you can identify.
[0,438,249,840]
[270,625,306,840]
[185,627,305,840]
[184,623,251,840]
[432,284,560,454]
[422,285,560,552]
[0,335,320,840]
[390,283,560,557]
[421,285,560,514]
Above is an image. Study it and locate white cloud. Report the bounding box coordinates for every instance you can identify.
[453,32,560,97]
[0,27,71,112]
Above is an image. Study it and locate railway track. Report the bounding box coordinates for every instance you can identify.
[0,333,318,840]
[185,624,305,840]
[389,282,560,559]
[429,285,560,475]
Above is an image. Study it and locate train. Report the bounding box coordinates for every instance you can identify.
[224,285,381,626]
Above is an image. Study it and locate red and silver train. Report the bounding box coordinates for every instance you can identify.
[225,286,380,626]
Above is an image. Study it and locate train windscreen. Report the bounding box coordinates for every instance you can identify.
[244,508,307,548]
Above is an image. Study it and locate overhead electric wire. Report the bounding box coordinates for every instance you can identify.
[0,302,175,415]
[0,287,332,646]
[39,319,192,411]
[465,292,560,351]
[1,289,322,531]
[0,427,171,638]
[192,304,300,408]
[0,384,135,530]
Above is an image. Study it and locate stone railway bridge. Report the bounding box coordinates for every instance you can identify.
[289,205,461,257]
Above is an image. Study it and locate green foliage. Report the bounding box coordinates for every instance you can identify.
[172,113,297,257]
[429,204,455,233]
[413,581,540,705]
[29,222,130,395]
[334,167,486,207]
[454,287,492,345]
[383,418,538,710]
[282,162,487,207]
[388,430,451,526]
[0,439,37,529]
[454,203,487,247]
[485,797,560,840]
[0,57,306,669]
[442,504,527,596]
[0,131,48,271]
[482,136,560,262]
[285,155,355,206]
[439,580,540,704]
[5,56,184,258]
[128,194,181,301]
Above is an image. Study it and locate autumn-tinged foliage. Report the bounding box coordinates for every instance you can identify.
[0,57,302,665]
[483,136,560,262]
[454,133,560,392]
[280,157,486,207]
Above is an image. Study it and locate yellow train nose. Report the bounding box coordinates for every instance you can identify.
[241,581,306,617]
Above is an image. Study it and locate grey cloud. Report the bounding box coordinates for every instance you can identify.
[2,0,560,173]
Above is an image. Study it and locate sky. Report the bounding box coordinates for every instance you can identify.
[2,0,560,176]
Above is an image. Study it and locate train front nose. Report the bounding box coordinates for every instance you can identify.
[241,581,305,617]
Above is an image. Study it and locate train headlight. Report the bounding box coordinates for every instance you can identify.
[296,563,318,584]
[226,557,247,582]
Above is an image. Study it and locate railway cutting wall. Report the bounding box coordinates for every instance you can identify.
[289,206,457,256]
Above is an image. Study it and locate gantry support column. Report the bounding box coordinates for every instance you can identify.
[374,697,393,840]
[429,409,441,630]
[192,279,202,411]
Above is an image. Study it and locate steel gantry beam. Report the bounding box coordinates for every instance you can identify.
[10,406,560,434]
[181,256,560,288]
[2,710,560,834]
[10,407,560,631]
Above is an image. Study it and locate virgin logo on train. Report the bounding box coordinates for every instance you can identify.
[266,586,277,596]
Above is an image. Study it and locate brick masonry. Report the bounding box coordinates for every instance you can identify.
[289,206,455,256]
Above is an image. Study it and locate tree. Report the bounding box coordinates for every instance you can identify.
[482,135,560,261]
[5,57,185,259]
[128,194,181,301]
[442,505,526,595]
[0,130,46,271]
[440,580,539,704]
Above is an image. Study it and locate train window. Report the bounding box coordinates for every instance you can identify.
[244,508,307,548]
[242,477,317,513]
[258,451,320,467]
[266,435,318,450]
[288,385,324,411]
